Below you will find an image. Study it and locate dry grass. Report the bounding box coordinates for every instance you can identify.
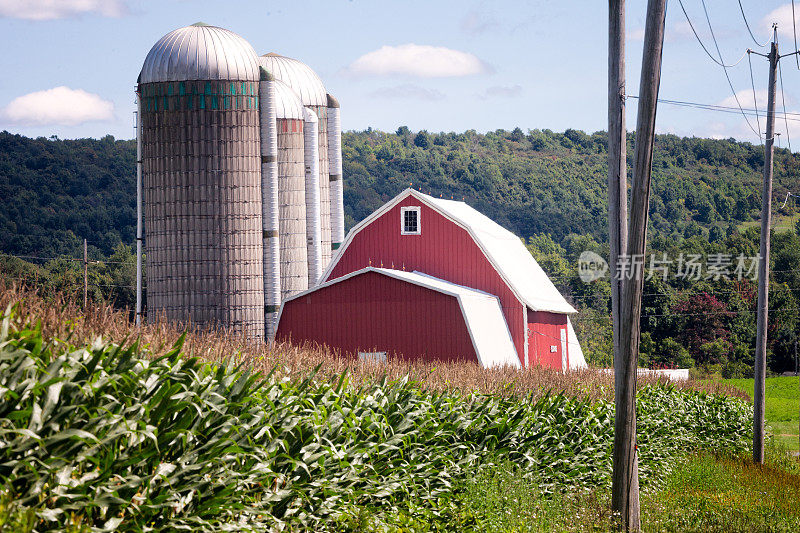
[0,281,749,403]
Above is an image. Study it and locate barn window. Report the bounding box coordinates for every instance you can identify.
[358,351,387,363]
[400,206,421,235]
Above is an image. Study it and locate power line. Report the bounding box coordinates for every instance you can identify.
[564,283,800,305]
[626,94,800,121]
[0,253,135,265]
[3,276,136,289]
[542,264,800,284]
[748,51,763,142]
[677,0,749,67]
[572,306,800,322]
[738,0,770,48]
[778,59,793,152]
[699,0,763,138]
[793,0,800,69]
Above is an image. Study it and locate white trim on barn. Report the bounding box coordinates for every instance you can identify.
[567,318,588,369]
[400,205,421,235]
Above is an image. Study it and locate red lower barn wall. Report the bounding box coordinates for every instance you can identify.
[527,311,568,370]
[276,271,479,364]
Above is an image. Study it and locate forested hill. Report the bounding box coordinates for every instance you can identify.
[343,127,798,244]
[0,128,798,258]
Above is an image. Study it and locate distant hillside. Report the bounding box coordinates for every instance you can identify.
[0,133,136,257]
[1,128,797,258]
[343,127,798,244]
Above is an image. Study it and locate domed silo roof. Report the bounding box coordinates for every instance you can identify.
[272,80,305,120]
[259,53,327,107]
[139,23,260,84]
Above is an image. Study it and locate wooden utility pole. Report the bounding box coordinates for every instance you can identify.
[83,238,88,309]
[753,37,778,465]
[608,0,628,371]
[608,0,633,521]
[612,0,666,529]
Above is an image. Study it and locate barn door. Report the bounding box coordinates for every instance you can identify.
[560,328,567,371]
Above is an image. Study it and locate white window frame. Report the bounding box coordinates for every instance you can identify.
[400,206,421,235]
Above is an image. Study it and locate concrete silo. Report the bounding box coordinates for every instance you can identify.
[137,23,265,341]
[258,54,345,273]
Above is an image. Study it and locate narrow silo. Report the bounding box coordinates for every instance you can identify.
[138,23,265,341]
[303,107,323,285]
[258,71,308,336]
[326,93,345,252]
[272,80,309,298]
[259,54,337,271]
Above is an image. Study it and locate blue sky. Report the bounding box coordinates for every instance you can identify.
[0,0,798,148]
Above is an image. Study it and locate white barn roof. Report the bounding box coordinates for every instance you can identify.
[323,189,576,315]
[279,267,520,368]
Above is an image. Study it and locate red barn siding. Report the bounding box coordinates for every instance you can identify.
[326,197,527,366]
[276,271,478,364]
[527,311,568,370]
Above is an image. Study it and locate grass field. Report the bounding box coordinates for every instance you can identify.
[721,377,800,451]
[444,448,800,532]
[739,213,799,234]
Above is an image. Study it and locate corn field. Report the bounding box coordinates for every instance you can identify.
[0,283,754,531]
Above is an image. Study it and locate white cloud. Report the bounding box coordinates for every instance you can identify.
[347,44,490,78]
[718,89,769,110]
[478,85,522,99]
[369,84,445,101]
[0,87,114,126]
[0,0,127,20]
[760,4,797,40]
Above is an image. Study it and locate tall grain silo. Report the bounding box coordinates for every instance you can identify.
[258,54,344,273]
[138,23,265,341]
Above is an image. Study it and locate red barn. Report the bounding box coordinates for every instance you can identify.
[275,189,585,369]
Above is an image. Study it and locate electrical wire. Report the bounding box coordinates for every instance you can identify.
[748,51,763,142]
[738,0,770,48]
[626,95,800,123]
[0,253,135,265]
[571,306,800,322]
[677,0,750,67]
[698,0,762,138]
[778,59,793,152]
[793,0,800,69]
